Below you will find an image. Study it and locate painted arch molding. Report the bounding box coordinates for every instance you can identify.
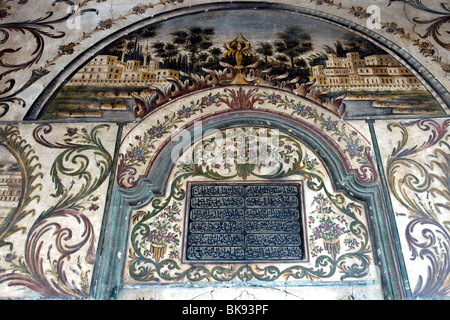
[0,0,448,300]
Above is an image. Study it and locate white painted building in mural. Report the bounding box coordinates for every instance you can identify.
[67,54,179,87]
[310,52,425,91]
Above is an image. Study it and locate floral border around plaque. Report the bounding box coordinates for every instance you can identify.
[125,127,375,284]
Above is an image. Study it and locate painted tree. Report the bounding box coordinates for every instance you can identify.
[198,47,223,70]
[256,42,274,65]
[307,52,328,67]
[274,25,313,70]
[171,26,215,72]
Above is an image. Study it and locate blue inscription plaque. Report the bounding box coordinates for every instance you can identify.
[184,182,305,262]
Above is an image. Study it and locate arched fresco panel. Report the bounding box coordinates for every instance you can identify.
[372,118,450,298]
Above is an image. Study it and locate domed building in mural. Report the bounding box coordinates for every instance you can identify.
[0,0,448,302]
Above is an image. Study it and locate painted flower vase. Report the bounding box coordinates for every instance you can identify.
[150,243,167,263]
[323,238,340,260]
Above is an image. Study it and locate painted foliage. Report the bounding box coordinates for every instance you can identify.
[116,87,377,191]
[0,124,116,298]
[382,118,450,298]
[0,1,448,122]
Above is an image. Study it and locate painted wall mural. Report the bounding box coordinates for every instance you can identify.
[0,0,447,300]
[374,118,450,298]
[0,124,117,298]
[116,87,377,192]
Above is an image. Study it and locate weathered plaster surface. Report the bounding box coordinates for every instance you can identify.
[0,0,448,299]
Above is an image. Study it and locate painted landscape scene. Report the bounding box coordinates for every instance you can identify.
[41,9,444,120]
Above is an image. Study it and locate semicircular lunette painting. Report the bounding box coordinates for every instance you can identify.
[0,147,22,223]
[39,9,445,121]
